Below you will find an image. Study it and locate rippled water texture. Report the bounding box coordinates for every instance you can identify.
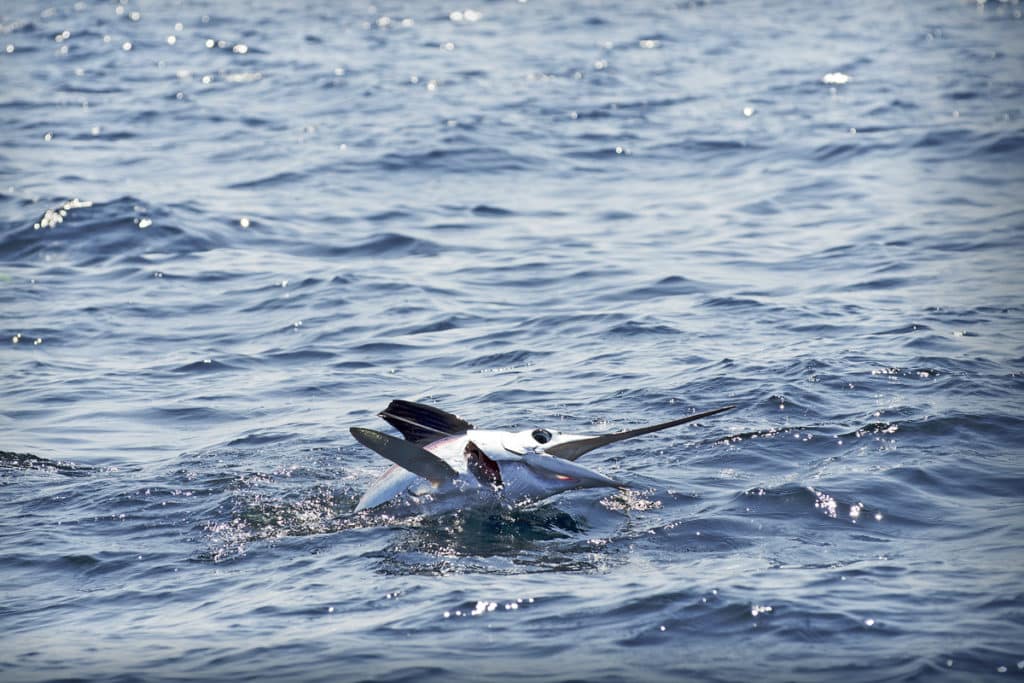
[2,1,1023,681]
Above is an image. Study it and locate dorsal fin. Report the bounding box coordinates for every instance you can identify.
[378,399,474,444]
[350,428,458,484]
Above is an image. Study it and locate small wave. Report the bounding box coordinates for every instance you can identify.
[226,431,299,447]
[385,316,464,337]
[375,147,541,173]
[1,196,220,266]
[738,484,885,526]
[608,319,679,336]
[845,276,913,291]
[737,199,781,215]
[172,359,238,373]
[315,232,442,258]
[365,209,414,223]
[226,171,306,190]
[264,349,335,364]
[701,296,764,310]
[462,349,550,370]
[813,142,861,162]
[653,137,760,160]
[617,275,708,300]
[914,128,973,147]
[0,450,91,476]
[979,131,1024,157]
[350,341,420,354]
[470,204,514,217]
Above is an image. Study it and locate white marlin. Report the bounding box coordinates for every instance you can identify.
[351,400,735,513]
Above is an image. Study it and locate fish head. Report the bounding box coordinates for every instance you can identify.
[462,426,592,458]
[497,426,593,457]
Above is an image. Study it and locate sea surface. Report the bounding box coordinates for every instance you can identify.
[2,0,1023,680]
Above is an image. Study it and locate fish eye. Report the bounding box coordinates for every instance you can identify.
[531,428,552,444]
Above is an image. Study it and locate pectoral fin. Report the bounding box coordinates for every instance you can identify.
[351,427,458,484]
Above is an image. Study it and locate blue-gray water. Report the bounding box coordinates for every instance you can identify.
[2,1,1023,680]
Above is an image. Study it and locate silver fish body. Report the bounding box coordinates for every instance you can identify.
[351,401,734,513]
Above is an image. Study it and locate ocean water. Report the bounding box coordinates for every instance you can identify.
[2,0,1023,680]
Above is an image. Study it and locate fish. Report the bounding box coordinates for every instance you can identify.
[350,400,735,514]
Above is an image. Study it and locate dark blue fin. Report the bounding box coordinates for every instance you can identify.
[351,428,458,483]
[378,400,474,444]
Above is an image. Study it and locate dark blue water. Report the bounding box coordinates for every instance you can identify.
[2,1,1023,680]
